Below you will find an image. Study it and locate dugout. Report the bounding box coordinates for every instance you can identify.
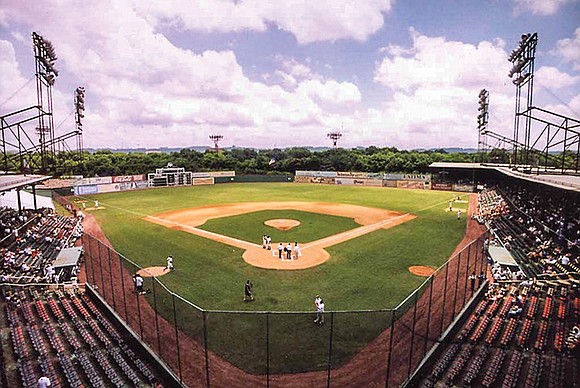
[52,247,83,281]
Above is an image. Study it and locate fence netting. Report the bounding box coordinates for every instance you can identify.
[81,231,487,387]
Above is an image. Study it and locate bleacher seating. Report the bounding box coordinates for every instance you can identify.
[420,279,578,386]
[1,208,83,284]
[1,287,164,387]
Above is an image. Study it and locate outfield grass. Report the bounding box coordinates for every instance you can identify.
[84,183,469,373]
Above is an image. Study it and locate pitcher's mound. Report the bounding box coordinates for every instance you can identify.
[409,265,436,277]
[264,219,301,230]
[137,266,168,277]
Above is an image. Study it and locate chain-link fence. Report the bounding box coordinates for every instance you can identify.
[81,231,488,387]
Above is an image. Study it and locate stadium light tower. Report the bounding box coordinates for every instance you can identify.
[32,31,59,172]
[74,87,85,155]
[477,89,489,162]
[209,134,223,152]
[507,32,538,169]
[327,131,342,148]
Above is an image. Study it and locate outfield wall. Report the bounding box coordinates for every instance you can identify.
[72,171,238,195]
[215,174,293,183]
[296,171,432,189]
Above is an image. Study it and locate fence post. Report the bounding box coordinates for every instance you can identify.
[463,242,472,304]
[119,254,129,322]
[385,309,396,388]
[136,284,144,339]
[171,294,183,382]
[327,312,334,388]
[266,312,270,388]
[440,263,449,334]
[423,277,434,358]
[407,293,418,380]
[203,310,210,387]
[98,241,107,301]
[152,278,161,354]
[87,235,96,286]
[107,246,116,310]
[83,235,90,284]
[451,253,461,319]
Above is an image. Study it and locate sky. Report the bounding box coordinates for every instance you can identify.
[0,0,579,150]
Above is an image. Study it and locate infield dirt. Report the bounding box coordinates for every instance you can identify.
[145,201,416,270]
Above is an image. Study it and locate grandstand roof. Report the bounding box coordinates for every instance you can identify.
[429,162,580,192]
[0,174,51,192]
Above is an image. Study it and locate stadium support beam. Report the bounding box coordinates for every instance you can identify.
[1,33,84,175]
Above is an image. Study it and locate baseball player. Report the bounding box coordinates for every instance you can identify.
[165,255,174,271]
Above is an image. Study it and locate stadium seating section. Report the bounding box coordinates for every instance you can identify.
[419,183,579,387]
[1,206,164,387]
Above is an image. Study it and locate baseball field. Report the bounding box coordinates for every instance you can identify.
[81,182,469,374]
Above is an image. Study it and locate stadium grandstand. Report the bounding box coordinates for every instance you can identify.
[0,175,179,387]
[408,164,580,387]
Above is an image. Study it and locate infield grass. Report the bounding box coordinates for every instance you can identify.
[200,209,360,243]
[84,182,469,373]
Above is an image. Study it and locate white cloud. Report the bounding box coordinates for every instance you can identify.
[373,29,515,148]
[535,66,579,89]
[551,27,580,70]
[269,57,320,89]
[138,0,394,44]
[512,0,576,15]
[1,0,365,149]
[0,39,33,111]
[543,94,580,118]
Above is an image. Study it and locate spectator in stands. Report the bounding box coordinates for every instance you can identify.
[38,375,51,388]
[508,304,522,317]
[561,254,570,266]
[44,264,55,282]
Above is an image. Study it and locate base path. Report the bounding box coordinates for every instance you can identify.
[145,202,416,270]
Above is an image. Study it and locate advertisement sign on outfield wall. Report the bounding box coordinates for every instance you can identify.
[78,177,112,185]
[192,177,214,185]
[431,183,454,191]
[205,171,236,177]
[335,178,355,185]
[112,175,145,183]
[97,181,149,193]
[294,176,336,184]
[396,180,427,189]
[384,173,431,181]
[452,184,475,192]
[337,171,371,179]
[295,171,338,178]
[73,185,98,195]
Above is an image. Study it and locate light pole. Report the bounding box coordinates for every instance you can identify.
[477,89,489,163]
[327,132,342,148]
[507,32,538,170]
[32,31,59,173]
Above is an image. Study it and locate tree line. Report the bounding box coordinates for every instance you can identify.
[46,147,478,177]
